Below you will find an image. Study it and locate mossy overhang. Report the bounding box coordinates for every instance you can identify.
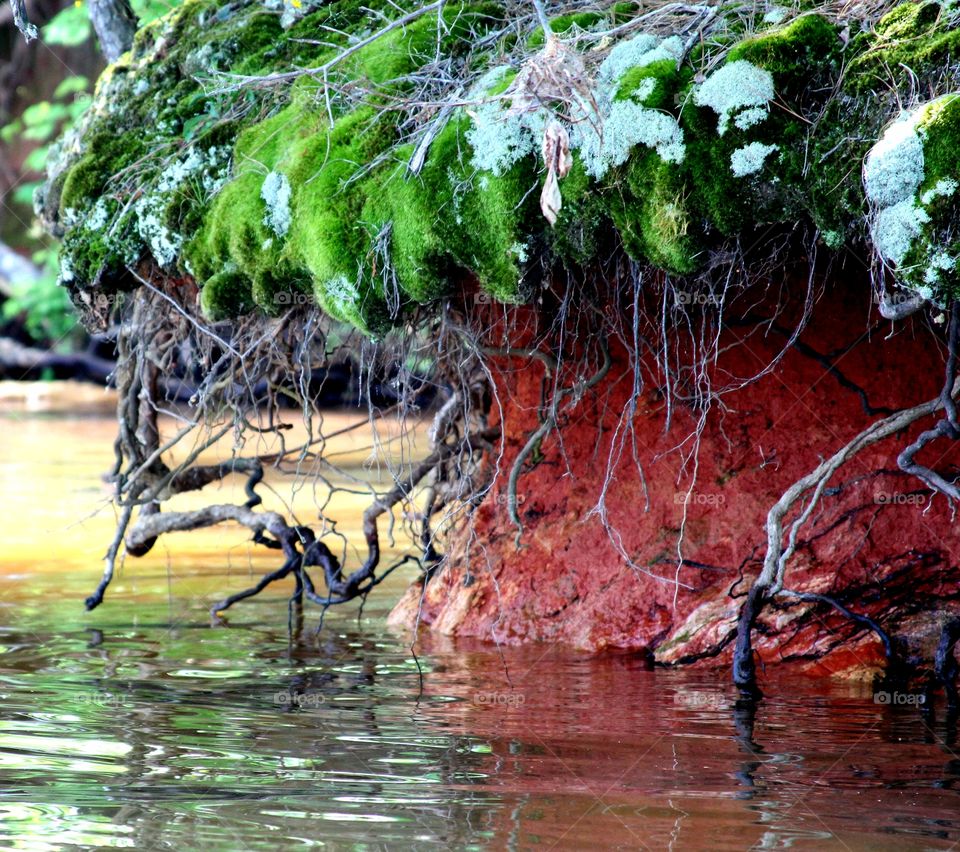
[37,0,960,333]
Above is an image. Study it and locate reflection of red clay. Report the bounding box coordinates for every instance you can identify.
[406,636,958,848]
[393,282,960,677]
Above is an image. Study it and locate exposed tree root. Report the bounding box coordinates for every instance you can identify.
[87,298,501,618]
[734,300,960,692]
[898,302,960,500]
[72,247,960,687]
[781,589,898,663]
[499,340,611,543]
[936,617,960,705]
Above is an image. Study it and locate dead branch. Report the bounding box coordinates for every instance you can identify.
[734,301,960,689]
[10,0,37,40]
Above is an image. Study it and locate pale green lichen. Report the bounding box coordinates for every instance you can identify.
[872,199,931,265]
[59,252,75,284]
[762,7,789,24]
[510,241,529,263]
[134,145,231,268]
[263,0,326,29]
[135,199,182,268]
[633,77,658,104]
[865,95,960,292]
[921,178,958,204]
[730,141,779,177]
[925,251,956,284]
[597,32,684,85]
[320,273,361,318]
[88,198,110,231]
[693,59,775,136]
[470,33,686,182]
[864,112,925,208]
[733,107,769,131]
[577,99,685,177]
[821,229,844,250]
[464,66,525,175]
[260,171,292,237]
[574,34,687,178]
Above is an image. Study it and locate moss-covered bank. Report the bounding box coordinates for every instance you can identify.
[37,0,960,332]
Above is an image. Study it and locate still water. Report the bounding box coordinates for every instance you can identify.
[1,384,959,850]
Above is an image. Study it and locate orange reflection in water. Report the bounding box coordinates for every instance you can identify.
[0,381,426,606]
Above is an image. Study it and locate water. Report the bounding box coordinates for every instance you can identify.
[1,385,959,850]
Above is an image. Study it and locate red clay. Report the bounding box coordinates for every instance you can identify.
[390,279,960,677]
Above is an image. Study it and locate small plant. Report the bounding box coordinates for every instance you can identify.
[1,243,78,343]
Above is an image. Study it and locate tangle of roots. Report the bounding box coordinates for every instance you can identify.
[82,238,960,697]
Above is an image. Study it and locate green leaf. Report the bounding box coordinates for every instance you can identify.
[21,101,51,126]
[22,122,56,142]
[21,103,69,141]
[22,102,68,128]
[0,120,22,143]
[53,75,89,99]
[3,258,79,343]
[132,0,178,26]
[43,4,92,47]
[12,182,40,206]
[24,146,50,172]
[67,96,92,122]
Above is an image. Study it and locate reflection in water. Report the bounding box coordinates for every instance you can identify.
[732,697,763,797]
[0,401,959,848]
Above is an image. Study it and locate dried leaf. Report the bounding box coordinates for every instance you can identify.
[539,120,572,225]
[542,119,572,179]
[541,168,562,226]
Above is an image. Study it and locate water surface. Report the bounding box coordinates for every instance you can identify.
[1,388,959,850]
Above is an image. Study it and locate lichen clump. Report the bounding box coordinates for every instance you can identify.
[866,95,960,298]
[38,0,960,331]
[693,60,775,137]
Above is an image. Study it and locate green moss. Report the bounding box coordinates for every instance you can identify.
[58,204,142,295]
[185,99,400,329]
[250,261,312,316]
[527,2,643,48]
[809,1,960,237]
[805,99,877,238]
[43,0,960,332]
[365,160,455,305]
[616,58,688,108]
[432,117,534,302]
[52,0,514,329]
[727,13,841,87]
[528,12,604,49]
[897,94,960,300]
[550,158,609,267]
[366,116,534,307]
[681,14,843,235]
[679,97,744,234]
[626,156,700,273]
[200,269,255,320]
[847,1,958,93]
[59,130,146,211]
[918,96,960,198]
